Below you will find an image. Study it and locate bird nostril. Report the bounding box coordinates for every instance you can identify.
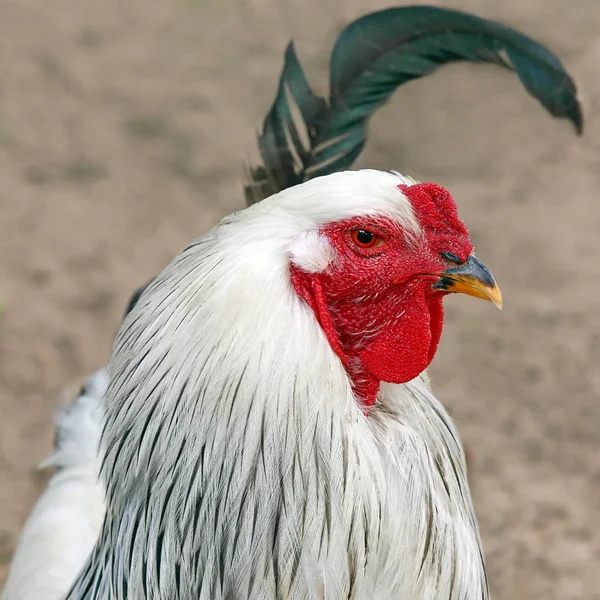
[440,251,462,265]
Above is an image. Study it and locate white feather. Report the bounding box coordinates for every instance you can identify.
[2,370,107,600]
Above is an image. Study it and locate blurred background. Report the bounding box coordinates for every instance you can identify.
[0,0,598,598]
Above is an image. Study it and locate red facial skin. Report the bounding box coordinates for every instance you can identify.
[291,183,473,410]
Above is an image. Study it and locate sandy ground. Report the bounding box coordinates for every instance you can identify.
[0,0,599,597]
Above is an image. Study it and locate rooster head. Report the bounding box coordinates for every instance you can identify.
[287,172,501,407]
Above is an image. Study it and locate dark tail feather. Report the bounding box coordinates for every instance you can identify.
[245,5,583,203]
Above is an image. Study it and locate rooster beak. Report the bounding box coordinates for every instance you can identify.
[433,255,503,310]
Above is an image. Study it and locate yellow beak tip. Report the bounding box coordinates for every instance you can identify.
[488,287,503,311]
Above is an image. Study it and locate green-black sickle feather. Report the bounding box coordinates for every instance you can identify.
[245,5,582,203]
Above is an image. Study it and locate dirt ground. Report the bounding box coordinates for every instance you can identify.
[0,0,599,597]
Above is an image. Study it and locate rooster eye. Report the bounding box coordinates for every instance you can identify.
[351,229,384,249]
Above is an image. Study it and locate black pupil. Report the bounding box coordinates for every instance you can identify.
[356,230,374,245]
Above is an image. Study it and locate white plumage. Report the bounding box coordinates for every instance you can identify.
[3,170,493,600]
[2,371,107,600]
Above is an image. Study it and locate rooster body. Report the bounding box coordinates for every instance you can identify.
[61,171,489,600]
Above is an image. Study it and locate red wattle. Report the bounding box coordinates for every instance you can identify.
[359,294,444,385]
[426,296,444,364]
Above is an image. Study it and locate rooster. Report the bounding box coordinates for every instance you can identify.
[73,171,502,600]
[2,5,581,600]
